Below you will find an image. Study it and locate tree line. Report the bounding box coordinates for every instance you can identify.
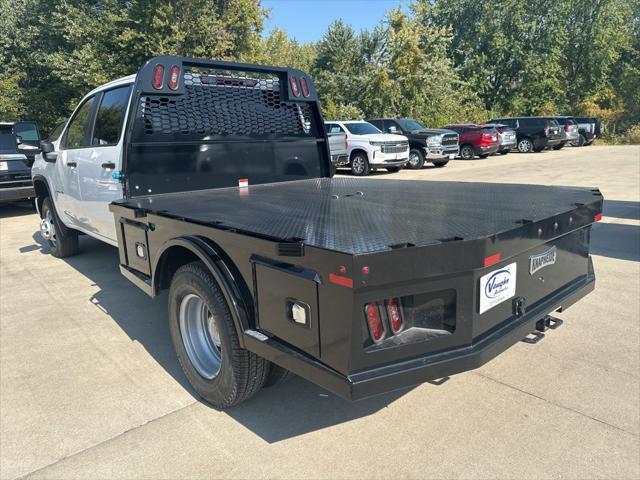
[1,0,638,140]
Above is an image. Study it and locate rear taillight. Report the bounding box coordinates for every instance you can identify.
[289,76,300,97]
[152,64,164,89]
[387,298,404,333]
[300,76,310,97]
[344,133,348,150]
[564,124,570,132]
[168,65,180,90]
[365,303,386,342]
[544,126,549,136]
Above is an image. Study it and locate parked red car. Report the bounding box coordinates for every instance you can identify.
[444,124,499,159]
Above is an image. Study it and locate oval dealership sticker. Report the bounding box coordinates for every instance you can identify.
[479,262,517,314]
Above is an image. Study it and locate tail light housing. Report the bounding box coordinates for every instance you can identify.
[564,124,570,132]
[544,126,549,136]
[152,64,164,89]
[300,76,310,97]
[289,76,300,97]
[344,133,348,150]
[168,65,180,90]
[365,303,386,343]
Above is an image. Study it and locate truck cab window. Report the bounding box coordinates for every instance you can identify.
[64,97,95,149]
[93,85,132,146]
[326,124,344,134]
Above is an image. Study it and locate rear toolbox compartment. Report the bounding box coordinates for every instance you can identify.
[111,178,602,400]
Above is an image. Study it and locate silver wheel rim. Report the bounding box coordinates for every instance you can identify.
[352,156,365,174]
[462,147,473,159]
[179,293,222,379]
[519,140,531,152]
[408,151,421,167]
[40,210,57,247]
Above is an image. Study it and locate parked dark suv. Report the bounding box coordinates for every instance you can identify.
[0,127,36,203]
[487,117,563,153]
[443,124,499,159]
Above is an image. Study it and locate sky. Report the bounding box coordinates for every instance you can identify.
[262,0,405,43]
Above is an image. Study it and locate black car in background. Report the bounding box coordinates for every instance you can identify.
[0,127,36,203]
[0,121,41,165]
[487,116,563,153]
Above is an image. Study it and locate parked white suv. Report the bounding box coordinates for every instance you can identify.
[325,121,409,176]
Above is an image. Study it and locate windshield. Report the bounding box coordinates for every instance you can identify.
[344,122,381,135]
[397,119,426,131]
[0,132,18,153]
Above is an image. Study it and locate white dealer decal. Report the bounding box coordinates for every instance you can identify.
[479,262,517,314]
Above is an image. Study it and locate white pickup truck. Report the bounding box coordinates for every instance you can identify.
[325,120,409,176]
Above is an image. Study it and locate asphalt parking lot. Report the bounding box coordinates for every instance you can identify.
[1,145,639,479]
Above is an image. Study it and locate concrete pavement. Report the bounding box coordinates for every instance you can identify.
[1,145,639,479]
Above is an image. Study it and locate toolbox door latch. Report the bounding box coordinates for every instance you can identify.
[513,297,526,317]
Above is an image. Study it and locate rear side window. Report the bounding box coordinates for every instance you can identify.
[92,85,132,146]
[482,127,496,134]
[65,97,95,148]
[326,124,344,134]
[14,123,39,142]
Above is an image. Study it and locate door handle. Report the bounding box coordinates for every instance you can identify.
[66,161,77,167]
[101,162,116,169]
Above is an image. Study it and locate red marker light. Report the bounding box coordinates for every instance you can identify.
[152,64,164,89]
[361,266,370,275]
[483,253,501,267]
[168,65,180,90]
[329,273,353,288]
[594,213,603,222]
[339,265,347,274]
[300,76,310,97]
[289,76,300,97]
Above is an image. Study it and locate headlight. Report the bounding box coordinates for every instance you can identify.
[369,141,385,146]
[426,135,443,147]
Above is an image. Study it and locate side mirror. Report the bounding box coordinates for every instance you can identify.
[40,140,57,163]
[388,126,398,134]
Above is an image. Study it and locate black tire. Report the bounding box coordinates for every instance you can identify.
[498,150,509,155]
[433,161,448,168]
[40,197,79,258]
[168,261,269,409]
[533,146,544,152]
[264,364,294,387]
[552,143,565,150]
[386,166,401,173]
[460,145,475,160]
[406,148,425,169]
[584,139,594,146]
[517,138,534,153]
[479,154,489,159]
[350,152,370,176]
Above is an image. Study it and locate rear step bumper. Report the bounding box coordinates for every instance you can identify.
[244,258,595,401]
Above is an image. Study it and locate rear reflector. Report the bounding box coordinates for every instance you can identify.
[152,64,164,89]
[289,76,300,97]
[484,253,501,267]
[387,298,403,333]
[168,65,180,90]
[594,213,603,222]
[329,273,353,288]
[365,303,385,342]
[300,76,310,97]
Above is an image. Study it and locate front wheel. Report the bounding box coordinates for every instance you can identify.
[552,143,565,150]
[40,197,78,258]
[386,166,401,173]
[433,161,448,168]
[571,134,586,147]
[168,261,269,408]
[517,138,533,153]
[406,148,425,169]
[479,154,489,159]
[350,152,370,176]
[460,145,475,160]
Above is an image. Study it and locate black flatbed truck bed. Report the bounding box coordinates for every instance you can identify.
[104,56,602,407]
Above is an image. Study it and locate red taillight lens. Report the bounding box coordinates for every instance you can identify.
[152,64,164,89]
[564,124,570,132]
[289,76,300,97]
[594,213,603,222]
[168,65,180,90]
[365,303,385,342]
[344,133,348,150]
[300,76,310,97]
[387,298,403,333]
[544,126,549,136]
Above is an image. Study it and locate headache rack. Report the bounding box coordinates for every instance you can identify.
[122,56,331,198]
